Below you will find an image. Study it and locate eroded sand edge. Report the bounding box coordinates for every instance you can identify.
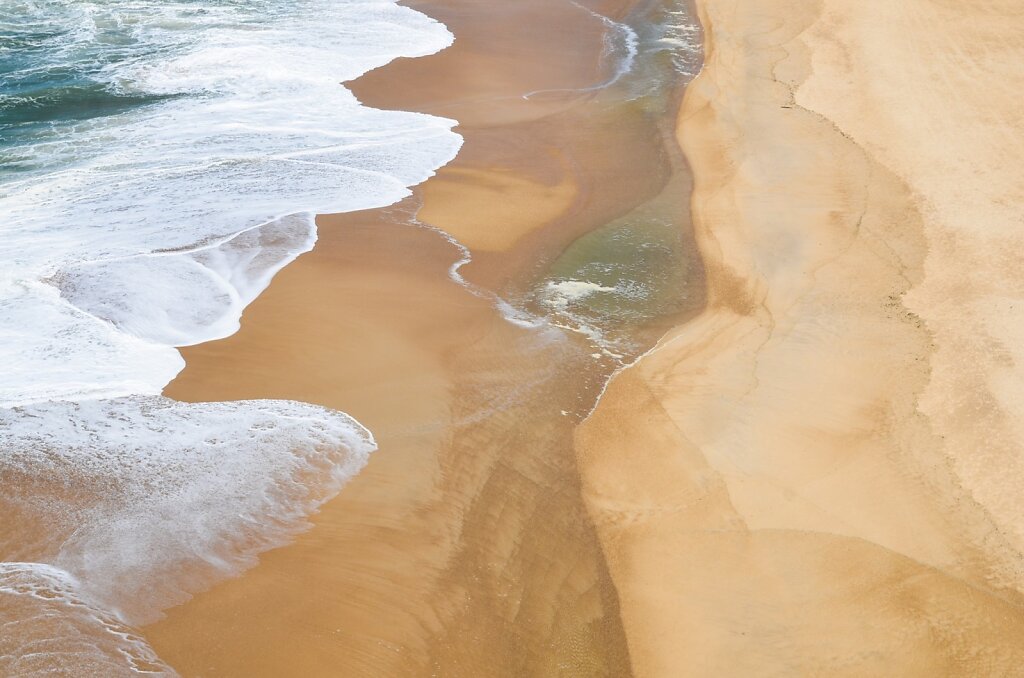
[578,1,1024,674]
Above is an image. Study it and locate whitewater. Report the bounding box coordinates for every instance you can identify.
[0,0,461,674]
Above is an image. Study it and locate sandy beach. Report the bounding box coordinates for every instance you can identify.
[4,0,1020,673]
[578,0,1024,674]
[144,0,701,675]
[102,0,1024,675]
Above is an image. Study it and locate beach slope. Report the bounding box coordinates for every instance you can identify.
[578,0,1024,674]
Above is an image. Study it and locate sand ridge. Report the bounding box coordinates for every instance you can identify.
[577,0,1024,674]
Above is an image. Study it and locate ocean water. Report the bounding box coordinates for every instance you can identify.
[0,0,460,673]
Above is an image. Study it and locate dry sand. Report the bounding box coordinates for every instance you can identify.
[144,0,699,675]
[577,0,1024,675]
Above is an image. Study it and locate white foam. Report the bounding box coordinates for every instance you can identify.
[0,281,182,407]
[654,9,703,77]
[587,1,640,88]
[540,279,620,312]
[414,217,550,331]
[534,279,630,361]
[0,0,462,405]
[0,563,175,677]
[0,1,458,672]
[0,396,375,625]
[58,213,319,348]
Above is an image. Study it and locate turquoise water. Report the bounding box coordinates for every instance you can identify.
[0,1,203,174]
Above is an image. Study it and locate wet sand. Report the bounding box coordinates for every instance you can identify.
[578,0,1024,675]
[145,0,700,675]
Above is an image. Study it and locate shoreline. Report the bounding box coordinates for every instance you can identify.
[145,0,702,674]
[578,0,1024,673]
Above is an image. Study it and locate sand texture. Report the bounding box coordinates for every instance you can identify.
[577,0,1024,675]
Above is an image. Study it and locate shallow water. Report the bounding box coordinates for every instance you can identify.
[536,204,701,356]
[529,0,704,361]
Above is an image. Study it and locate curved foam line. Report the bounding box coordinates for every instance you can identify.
[521,1,639,100]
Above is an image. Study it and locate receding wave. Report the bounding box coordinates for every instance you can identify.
[0,397,375,624]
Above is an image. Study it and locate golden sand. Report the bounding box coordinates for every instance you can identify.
[577,0,1024,674]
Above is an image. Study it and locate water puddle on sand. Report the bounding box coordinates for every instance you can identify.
[527,0,705,364]
[533,198,702,361]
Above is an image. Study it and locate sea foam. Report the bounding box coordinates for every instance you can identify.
[0,397,375,625]
[0,0,460,673]
[0,563,175,677]
[0,0,461,403]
